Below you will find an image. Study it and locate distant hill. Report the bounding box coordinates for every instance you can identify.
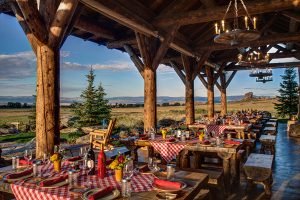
[0,95,270,105]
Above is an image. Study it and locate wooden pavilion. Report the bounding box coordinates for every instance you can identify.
[0,0,300,157]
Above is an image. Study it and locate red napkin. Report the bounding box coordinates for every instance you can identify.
[203,140,211,145]
[225,140,241,145]
[6,169,33,179]
[40,175,68,187]
[88,186,114,200]
[168,138,175,142]
[153,178,182,189]
[19,159,33,166]
[106,159,113,165]
[66,156,82,162]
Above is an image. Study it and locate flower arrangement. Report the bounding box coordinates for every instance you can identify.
[198,131,205,142]
[108,154,127,170]
[50,153,63,162]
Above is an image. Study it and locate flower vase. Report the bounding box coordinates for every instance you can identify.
[162,133,166,139]
[115,169,123,182]
[53,160,61,172]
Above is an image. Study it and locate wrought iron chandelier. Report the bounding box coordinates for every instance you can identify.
[256,76,273,83]
[238,48,270,66]
[214,0,260,45]
[249,68,273,83]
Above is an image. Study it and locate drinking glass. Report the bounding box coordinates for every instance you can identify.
[123,161,134,178]
[43,153,50,165]
[148,157,154,172]
[24,150,32,168]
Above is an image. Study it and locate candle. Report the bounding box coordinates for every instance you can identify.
[253,17,257,29]
[221,20,225,31]
[215,23,218,34]
[244,16,248,29]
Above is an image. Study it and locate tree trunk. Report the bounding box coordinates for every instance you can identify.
[220,73,227,116]
[185,75,195,125]
[36,44,60,158]
[206,67,214,119]
[144,67,156,130]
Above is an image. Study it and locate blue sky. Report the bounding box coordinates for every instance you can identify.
[0,14,297,98]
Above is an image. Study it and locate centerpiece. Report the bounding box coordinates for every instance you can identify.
[50,145,63,172]
[108,154,127,182]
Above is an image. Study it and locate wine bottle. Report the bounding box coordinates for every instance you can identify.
[87,143,95,175]
[97,145,106,179]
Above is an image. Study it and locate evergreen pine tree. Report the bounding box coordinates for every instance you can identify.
[95,82,111,121]
[274,68,299,119]
[74,68,111,126]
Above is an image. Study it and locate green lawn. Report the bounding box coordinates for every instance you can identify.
[0,132,85,144]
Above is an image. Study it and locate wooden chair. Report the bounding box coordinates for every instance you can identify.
[90,118,116,149]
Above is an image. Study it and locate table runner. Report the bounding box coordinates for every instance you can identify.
[10,162,154,200]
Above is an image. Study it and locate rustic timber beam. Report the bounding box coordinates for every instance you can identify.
[16,0,48,43]
[152,25,178,70]
[154,0,299,26]
[170,61,186,85]
[9,1,38,54]
[226,62,300,71]
[123,44,144,78]
[213,63,226,85]
[80,0,199,59]
[226,70,237,88]
[215,82,222,91]
[48,0,79,48]
[107,38,136,49]
[260,13,279,35]
[75,16,116,40]
[282,10,300,22]
[135,32,152,67]
[197,32,300,51]
[192,51,211,80]
[61,3,83,46]
[197,73,208,89]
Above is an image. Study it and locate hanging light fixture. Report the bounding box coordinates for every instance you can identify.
[214,0,260,45]
[238,48,270,66]
[249,68,273,83]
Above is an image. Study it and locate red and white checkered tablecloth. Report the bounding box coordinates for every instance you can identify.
[149,140,186,163]
[206,125,227,135]
[10,162,155,200]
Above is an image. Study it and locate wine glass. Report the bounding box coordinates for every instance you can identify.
[148,157,154,172]
[123,159,134,178]
[24,150,32,168]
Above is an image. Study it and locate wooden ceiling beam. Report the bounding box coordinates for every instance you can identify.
[197,32,300,51]
[75,16,116,40]
[282,10,300,22]
[226,70,237,88]
[123,44,144,77]
[154,0,299,26]
[197,73,208,89]
[226,62,300,71]
[170,61,186,85]
[80,0,197,58]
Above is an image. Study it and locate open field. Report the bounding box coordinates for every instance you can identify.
[0,99,278,128]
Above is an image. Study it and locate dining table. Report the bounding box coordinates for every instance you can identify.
[0,161,209,200]
[121,136,249,195]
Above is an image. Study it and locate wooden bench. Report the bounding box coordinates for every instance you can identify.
[260,135,276,155]
[244,153,274,196]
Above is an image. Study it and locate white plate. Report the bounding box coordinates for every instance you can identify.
[152,181,187,193]
[82,189,120,200]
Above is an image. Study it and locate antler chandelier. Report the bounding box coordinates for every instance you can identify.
[238,48,270,66]
[214,0,260,45]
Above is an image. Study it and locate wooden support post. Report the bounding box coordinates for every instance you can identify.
[182,55,195,125]
[12,0,78,158]
[206,67,214,119]
[220,73,227,116]
[144,67,157,130]
[36,45,60,155]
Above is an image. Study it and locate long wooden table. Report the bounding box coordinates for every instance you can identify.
[0,165,208,200]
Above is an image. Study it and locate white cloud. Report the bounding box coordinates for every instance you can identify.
[0,51,36,80]
[61,61,135,71]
